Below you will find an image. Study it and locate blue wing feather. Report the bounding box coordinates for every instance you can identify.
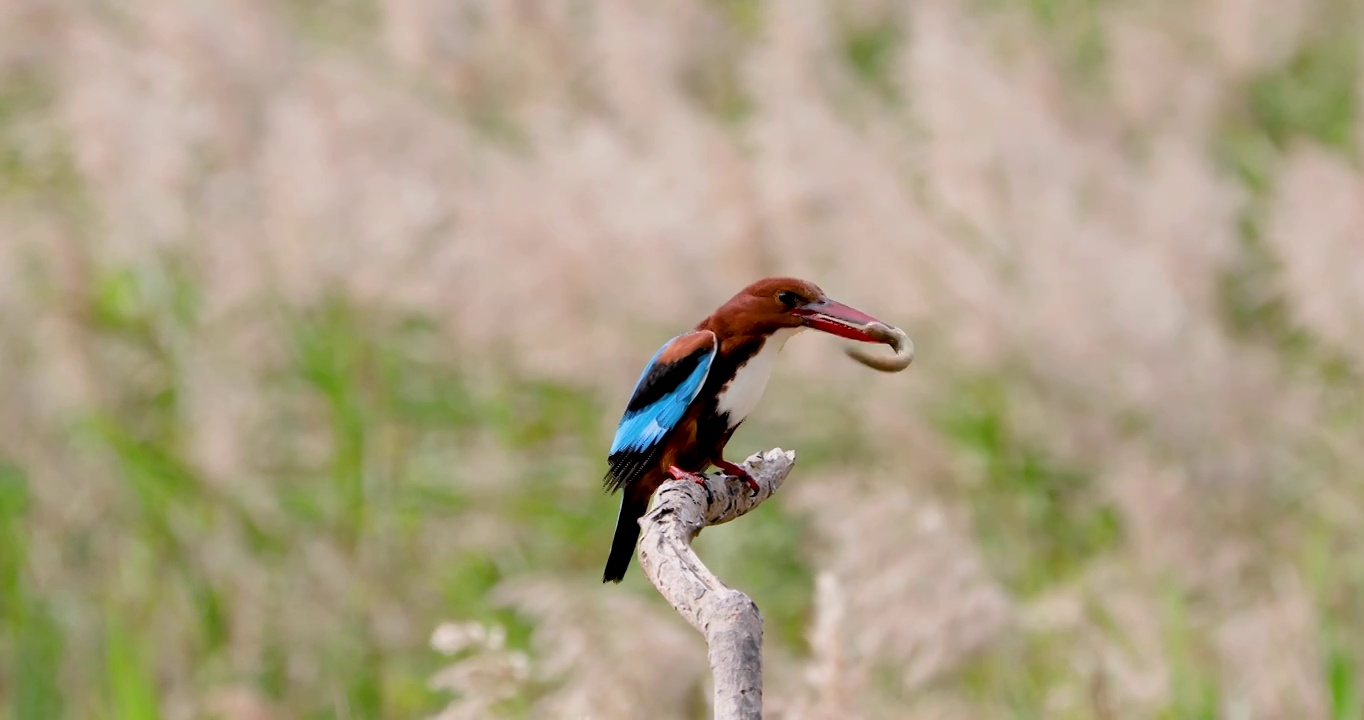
[609,332,716,456]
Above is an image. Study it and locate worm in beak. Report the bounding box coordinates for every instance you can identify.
[844,321,914,372]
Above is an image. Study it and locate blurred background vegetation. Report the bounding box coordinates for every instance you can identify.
[1,0,1362,718]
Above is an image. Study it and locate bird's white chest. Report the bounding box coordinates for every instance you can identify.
[716,328,798,427]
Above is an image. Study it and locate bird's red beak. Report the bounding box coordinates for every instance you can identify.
[791,298,884,343]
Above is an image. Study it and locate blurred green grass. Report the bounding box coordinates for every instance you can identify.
[10,253,1355,717]
[0,253,617,716]
[937,376,1122,598]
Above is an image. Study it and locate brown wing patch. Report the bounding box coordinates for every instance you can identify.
[655,330,716,365]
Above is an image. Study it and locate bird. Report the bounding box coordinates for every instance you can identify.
[600,277,894,583]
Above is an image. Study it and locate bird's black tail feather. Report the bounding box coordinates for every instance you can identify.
[602,491,647,583]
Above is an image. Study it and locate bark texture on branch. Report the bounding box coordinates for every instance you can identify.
[637,448,797,720]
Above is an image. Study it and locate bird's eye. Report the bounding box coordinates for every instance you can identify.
[776,290,801,308]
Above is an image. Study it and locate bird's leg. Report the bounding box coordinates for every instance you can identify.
[714,458,760,495]
[668,464,708,488]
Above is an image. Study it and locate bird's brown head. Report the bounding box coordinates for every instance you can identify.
[707,277,887,343]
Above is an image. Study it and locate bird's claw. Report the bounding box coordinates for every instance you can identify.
[715,459,760,497]
[669,465,714,505]
[668,465,707,488]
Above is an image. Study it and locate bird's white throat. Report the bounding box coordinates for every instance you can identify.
[716,327,801,427]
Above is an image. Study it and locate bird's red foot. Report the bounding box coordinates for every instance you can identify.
[668,465,708,488]
[715,459,760,495]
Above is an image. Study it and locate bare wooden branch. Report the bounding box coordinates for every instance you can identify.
[636,448,798,720]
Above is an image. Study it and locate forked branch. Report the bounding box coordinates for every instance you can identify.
[636,448,798,720]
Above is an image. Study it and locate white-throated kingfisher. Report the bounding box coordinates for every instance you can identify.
[601,277,895,583]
